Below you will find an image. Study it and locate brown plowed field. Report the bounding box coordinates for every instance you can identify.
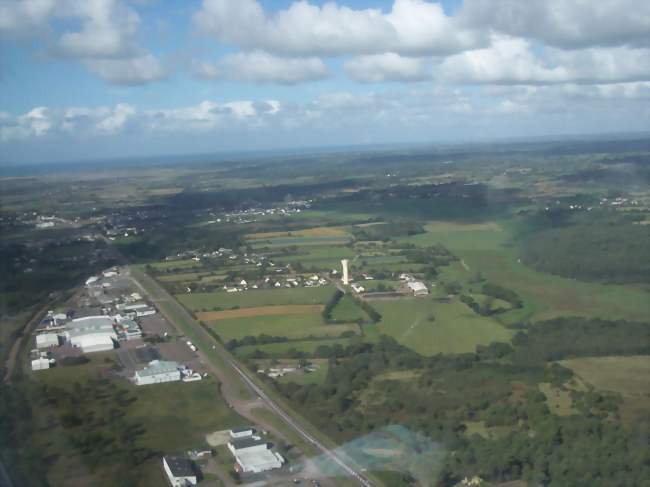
[196,304,324,321]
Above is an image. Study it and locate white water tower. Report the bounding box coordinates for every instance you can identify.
[341,259,350,285]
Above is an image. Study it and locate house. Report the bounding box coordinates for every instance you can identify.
[229,426,254,439]
[134,360,181,386]
[407,281,429,296]
[240,279,248,287]
[162,456,197,486]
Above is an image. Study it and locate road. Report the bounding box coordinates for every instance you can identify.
[127,266,374,487]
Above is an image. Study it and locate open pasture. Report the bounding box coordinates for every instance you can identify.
[397,220,650,323]
[197,304,323,321]
[560,356,650,422]
[177,284,335,311]
[209,313,358,341]
[250,235,351,248]
[373,297,513,356]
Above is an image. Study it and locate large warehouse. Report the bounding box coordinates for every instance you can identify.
[66,316,117,353]
[134,360,181,386]
[228,438,284,474]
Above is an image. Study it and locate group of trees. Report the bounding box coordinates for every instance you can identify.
[272,317,650,486]
[520,211,650,284]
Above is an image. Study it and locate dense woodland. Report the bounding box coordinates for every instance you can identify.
[273,317,650,486]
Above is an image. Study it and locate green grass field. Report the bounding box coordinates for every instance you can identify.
[277,246,355,269]
[234,337,351,358]
[373,297,513,356]
[31,355,244,487]
[177,285,335,310]
[208,312,358,341]
[398,220,650,323]
[330,295,368,322]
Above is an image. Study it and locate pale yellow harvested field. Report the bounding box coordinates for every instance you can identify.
[245,226,349,239]
[423,221,503,232]
[196,304,324,321]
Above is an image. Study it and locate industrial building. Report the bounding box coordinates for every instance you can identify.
[66,316,117,353]
[229,427,254,439]
[35,332,60,349]
[162,456,197,486]
[31,357,53,371]
[114,318,142,340]
[134,360,181,386]
[407,281,429,296]
[228,438,284,474]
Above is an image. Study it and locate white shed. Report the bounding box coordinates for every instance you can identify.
[36,333,60,349]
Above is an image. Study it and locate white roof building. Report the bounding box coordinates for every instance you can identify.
[66,316,117,353]
[228,438,284,474]
[407,281,429,296]
[31,358,51,371]
[134,360,181,386]
[229,427,254,439]
[35,333,60,349]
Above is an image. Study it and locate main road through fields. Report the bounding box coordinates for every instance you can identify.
[127,266,374,487]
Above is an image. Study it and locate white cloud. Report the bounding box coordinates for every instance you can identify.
[56,0,140,58]
[344,53,431,82]
[440,36,650,85]
[194,0,482,56]
[96,103,135,133]
[85,54,168,85]
[460,0,650,49]
[193,51,329,84]
[2,83,649,145]
[0,0,166,84]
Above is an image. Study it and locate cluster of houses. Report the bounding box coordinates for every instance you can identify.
[220,273,328,294]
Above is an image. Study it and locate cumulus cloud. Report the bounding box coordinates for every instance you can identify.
[460,0,650,49]
[193,0,482,56]
[0,0,166,84]
[440,36,650,85]
[344,53,431,82]
[193,51,329,84]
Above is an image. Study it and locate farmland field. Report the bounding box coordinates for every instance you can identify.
[177,285,335,310]
[373,297,513,355]
[234,337,352,358]
[398,220,650,323]
[197,304,323,321]
[245,226,350,239]
[207,313,358,341]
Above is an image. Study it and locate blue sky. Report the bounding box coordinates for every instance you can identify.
[1,0,648,164]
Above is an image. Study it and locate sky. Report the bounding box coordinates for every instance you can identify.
[0,0,649,165]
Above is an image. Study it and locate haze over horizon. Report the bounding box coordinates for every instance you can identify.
[1,0,649,165]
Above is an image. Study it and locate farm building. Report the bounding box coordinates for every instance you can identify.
[407,281,429,296]
[229,427,254,439]
[134,360,181,386]
[162,456,197,487]
[35,332,60,349]
[228,438,284,474]
[66,316,117,353]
